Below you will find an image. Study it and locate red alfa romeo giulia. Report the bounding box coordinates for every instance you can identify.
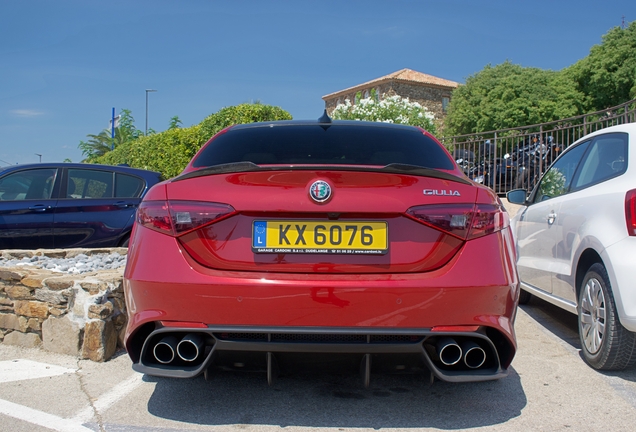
[124,114,519,385]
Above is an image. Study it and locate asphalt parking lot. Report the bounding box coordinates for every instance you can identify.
[2,298,636,432]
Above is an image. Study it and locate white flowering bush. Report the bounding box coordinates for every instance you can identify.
[331,93,437,134]
[538,168,567,199]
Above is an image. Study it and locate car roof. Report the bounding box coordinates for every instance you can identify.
[578,123,636,140]
[228,118,426,132]
[0,163,162,181]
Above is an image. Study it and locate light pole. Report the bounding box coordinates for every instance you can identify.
[145,89,157,135]
[35,153,42,163]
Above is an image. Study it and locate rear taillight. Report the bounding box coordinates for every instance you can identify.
[626,189,636,236]
[137,201,235,236]
[406,203,509,240]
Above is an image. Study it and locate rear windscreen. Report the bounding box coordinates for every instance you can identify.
[192,123,454,170]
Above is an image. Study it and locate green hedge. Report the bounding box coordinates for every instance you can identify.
[199,103,292,141]
[95,103,292,178]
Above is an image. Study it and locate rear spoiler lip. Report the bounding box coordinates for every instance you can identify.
[173,162,471,186]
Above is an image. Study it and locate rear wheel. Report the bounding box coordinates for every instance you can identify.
[119,235,130,248]
[578,263,636,370]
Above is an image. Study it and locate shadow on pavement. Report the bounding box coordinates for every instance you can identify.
[520,296,580,350]
[145,367,526,429]
[521,296,636,383]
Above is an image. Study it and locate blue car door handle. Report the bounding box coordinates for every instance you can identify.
[28,205,50,212]
[115,201,135,208]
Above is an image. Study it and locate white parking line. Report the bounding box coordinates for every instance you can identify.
[72,373,144,423]
[0,398,94,432]
[0,359,76,383]
[0,358,144,431]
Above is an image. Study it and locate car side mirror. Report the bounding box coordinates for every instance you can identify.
[506,189,527,205]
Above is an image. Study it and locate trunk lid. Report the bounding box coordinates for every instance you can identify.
[165,169,479,274]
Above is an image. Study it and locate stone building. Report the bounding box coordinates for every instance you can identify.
[322,68,460,120]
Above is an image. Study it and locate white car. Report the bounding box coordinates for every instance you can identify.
[507,123,636,371]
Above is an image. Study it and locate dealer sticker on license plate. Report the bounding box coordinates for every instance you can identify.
[252,220,388,254]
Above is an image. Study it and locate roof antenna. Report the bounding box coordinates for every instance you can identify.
[318,109,332,123]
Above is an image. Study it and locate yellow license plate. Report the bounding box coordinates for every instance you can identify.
[252,220,388,254]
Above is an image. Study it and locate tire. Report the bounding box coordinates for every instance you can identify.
[578,263,636,370]
[518,289,532,305]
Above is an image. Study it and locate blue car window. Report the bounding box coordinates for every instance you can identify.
[572,133,628,190]
[0,168,56,201]
[67,169,114,199]
[115,173,144,198]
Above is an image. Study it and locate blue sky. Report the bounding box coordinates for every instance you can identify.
[0,0,633,165]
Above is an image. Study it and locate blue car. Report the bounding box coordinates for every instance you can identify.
[0,163,162,249]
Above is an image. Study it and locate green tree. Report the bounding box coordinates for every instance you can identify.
[331,92,437,135]
[198,103,292,141]
[78,109,143,162]
[445,61,586,136]
[168,115,183,129]
[445,22,636,137]
[568,21,636,110]
[118,109,142,140]
[96,103,292,178]
[78,130,114,163]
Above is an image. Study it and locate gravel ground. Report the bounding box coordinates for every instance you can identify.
[0,251,126,274]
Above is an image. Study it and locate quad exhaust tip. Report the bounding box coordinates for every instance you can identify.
[437,337,462,366]
[153,335,179,364]
[177,333,205,362]
[461,340,486,369]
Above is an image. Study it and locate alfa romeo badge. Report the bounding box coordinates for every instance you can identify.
[309,180,332,203]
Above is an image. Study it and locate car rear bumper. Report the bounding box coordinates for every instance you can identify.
[131,324,510,383]
[124,225,519,382]
[604,237,636,332]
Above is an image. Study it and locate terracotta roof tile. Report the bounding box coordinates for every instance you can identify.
[323,68,459,100]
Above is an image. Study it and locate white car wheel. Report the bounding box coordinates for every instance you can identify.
[578,263,636,370]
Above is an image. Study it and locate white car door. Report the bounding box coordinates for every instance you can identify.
[551,133,629,303]
[515,197,561,294]
[516,141,591,295]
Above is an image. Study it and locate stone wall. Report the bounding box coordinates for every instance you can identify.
[0,249,127,362]
[388,82,453,120]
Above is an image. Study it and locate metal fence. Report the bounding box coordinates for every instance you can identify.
[440,98,636,195]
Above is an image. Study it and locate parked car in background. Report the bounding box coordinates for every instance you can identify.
[508,123,636,371]
[0,163,162,249]
[124,114,520,385]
